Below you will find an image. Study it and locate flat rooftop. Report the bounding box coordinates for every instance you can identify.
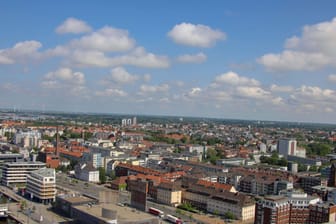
[73,203,158,223]
[57,194,96,204]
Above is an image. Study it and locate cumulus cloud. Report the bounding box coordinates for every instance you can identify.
[236,86,271,100]
[56,18,92,34]
[286,85,336,114]
[0,54,13,64]
[270,84,294,92]
[95,88,127,97]
[51,21,170,69]
[328,74,336,82]
[184,87,202,98]
[177,52,207,63]
[258,51,330,72]
[291,85,336,101]
[42,68,85,88]
[70,26,135,52]
[214,71,260,86]
[258,17,336,71]
[143,74,151,82]
[139,84,169,94]
[109,67,138,84]
[0,40,43,64]
[112,47,170,68]
[70,47,169,68]
[168,22,226,47]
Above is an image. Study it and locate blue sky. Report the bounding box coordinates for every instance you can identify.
[1,1,336,123]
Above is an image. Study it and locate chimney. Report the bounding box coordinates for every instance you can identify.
[56,126,59,156]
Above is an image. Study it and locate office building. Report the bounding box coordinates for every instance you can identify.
[26,168,56,203]
[1,161,46,186]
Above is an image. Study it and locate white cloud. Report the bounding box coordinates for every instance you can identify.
[71,26,135,52]
[292,85,336,101]
[0,53,13,64]
[70,47,169,68]
[48,22,170,69]
[139,84,169,94]
[112,47,170,68]
[328,74,336,82]
[109,67,138,84]
[271,97,285,105]
[286,85,336,114]
[325,107,334,113]
[258,50,330,72]
[177,52,207,63]
[168,22,226,47]
[159,97,170,103]
[270,84,294,92]
[0,40,43,64]
[185,87,202,98]
[42,68,85,88]
[236,86,271,99]
[56,18,92,34]
[95,88,127,97]
[71,50,111,67]
[214,71,260,86]
[143,74,151,82]
[258,17,336,71]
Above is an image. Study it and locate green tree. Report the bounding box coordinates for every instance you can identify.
[20,200,27,211]
[309,165,318,172]
[181,136,188,144]
[224,211,235,220]
[107,170,116,180]
[298,163,307,172]
[119,183,127,191]
[99,167,107,184]
[4,132,13,141]
[205,148,219,164]
[277,157,288,166]
[306,143,332,156]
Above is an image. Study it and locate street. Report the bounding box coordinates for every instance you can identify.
[0,185,68,224]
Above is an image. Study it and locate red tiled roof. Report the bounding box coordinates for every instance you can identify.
[196,179,233,191]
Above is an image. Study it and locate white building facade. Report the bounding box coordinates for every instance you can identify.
[26,168,56,203]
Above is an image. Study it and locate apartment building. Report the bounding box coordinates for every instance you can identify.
[82,152,103,168]
[255,192,323,224]
[309,203,336,223]
[156,182,182,207]
[278,138,297,158]
[1,161,46,186]
[207,192,255,221]
[298,175,322,195]
[255,196,290,224]
[75,163,99,183]
[182,183,255,221]
[26,168,56,203]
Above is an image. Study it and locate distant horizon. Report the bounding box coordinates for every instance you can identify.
[1,107,336,126]
[1,1,336,124]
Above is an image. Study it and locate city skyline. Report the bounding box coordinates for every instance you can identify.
[1,1,336,123]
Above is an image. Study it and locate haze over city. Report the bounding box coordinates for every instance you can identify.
[1,1,336,123]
